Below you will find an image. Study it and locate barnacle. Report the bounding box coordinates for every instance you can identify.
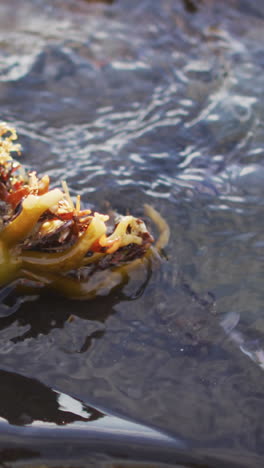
[0,122,170,300]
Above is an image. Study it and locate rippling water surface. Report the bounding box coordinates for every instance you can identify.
[0,1,264,467]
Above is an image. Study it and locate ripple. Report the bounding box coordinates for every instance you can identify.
[1,0,264,462]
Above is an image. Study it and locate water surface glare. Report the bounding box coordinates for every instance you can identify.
[0,0,264,467]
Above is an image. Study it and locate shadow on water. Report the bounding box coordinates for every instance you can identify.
[1,275,263,467]
[0,257,152,341]
[0,370,198,467]
[0,370,262,468]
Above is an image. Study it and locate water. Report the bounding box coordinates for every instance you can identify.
[0,0,264,466]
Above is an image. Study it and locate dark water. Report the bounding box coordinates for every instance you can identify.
[0,0,264,467]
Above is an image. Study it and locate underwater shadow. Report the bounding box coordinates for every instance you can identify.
[0,260,152,341]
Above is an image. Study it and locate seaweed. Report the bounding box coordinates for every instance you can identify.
[0,123,170,300]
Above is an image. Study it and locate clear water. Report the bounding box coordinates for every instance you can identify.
[0,0,264,466]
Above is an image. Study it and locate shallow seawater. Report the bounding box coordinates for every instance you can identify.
[0,0,264,466]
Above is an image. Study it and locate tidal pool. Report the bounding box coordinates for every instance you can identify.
[0,1,264,467]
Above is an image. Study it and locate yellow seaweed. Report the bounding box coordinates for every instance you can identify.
[0,122,170,299]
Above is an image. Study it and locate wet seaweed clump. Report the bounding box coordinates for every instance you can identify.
[0,122,169,299]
